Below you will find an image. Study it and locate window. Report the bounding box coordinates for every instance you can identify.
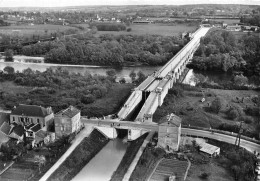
[37,119,40,124]
[13,117,15,122]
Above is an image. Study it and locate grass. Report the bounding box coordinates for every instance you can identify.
[186,158,234,181]
[95,24,198,37]
[0,24,79,36]
[0,81,32,94]
[110,133,148,181]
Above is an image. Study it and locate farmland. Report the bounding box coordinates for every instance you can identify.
[150,159,188,181]
[95,24,198,36]
[0,24,80,36]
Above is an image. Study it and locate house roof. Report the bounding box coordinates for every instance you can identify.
[12,125,25,137]
[35,130,48,139]
[25,123,35,130]
[30,124,41,132]
[11,104,50,117]
[199,143,220,155]
[0,122,11,135]
[56,106,80,118]
[159,113,181,127]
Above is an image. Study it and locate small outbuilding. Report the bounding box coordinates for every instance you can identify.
[157,113,182,152]
[199,142,220,157]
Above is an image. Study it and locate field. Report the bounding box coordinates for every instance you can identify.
[0,24,79,36]
[150,159,188,181]
[148,17,240,25]
[95,24,198,36]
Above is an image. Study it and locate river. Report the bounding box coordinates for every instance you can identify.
[72,138,128,181]
[0,62,160,83]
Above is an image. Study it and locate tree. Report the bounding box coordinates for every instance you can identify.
[4,49,14,62]
[234,75,248,86]
[3,66,15,74]
[210,97,222,113]
[106,69,117,82]
[137,71,146,83]
[119,78,126,84]
[81,94,95,104]
[256,124,260,139]
[227,107,239,120]
[129,70,136,83]
[34,155,46,173]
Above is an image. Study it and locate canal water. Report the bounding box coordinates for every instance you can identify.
[72,138,128,181]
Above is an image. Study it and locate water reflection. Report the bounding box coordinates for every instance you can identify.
[72,139,128,181]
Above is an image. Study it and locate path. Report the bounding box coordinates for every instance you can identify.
[122,131,155,181]
[146,158,164,181]
[39,126,93,181]
[0,161,14,175]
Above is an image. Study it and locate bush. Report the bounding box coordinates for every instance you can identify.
[199,172,210,179]
[126,28,132,32]
[81,94,96,104]
[241,116,254,124]
[245,106,259,116]
[234,75,248,86]
[226,107,239,120]
[168,86,184,97]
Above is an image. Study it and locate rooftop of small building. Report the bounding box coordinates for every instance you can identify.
[200,143,220,155]
[11,104,52,117]
[12,125,25,137]
[30,123,41,132]
[0,122,11,135]
[55,105,80,118]
[159,113,181,127]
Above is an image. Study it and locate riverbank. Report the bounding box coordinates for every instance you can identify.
[110,133,148,181]
[47,129,109,181]
[0,60,101,68]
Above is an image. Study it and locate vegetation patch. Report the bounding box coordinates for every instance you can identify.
[188,29,260,79]
[0,67,133,117]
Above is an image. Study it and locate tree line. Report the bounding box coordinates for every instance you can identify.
[188,29,260,78]
[89,23,126,31]
[19,33,188,66]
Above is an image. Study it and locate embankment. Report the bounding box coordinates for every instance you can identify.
[47,129,109,181]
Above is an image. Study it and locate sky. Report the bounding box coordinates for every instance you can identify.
[0,0,259,7]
